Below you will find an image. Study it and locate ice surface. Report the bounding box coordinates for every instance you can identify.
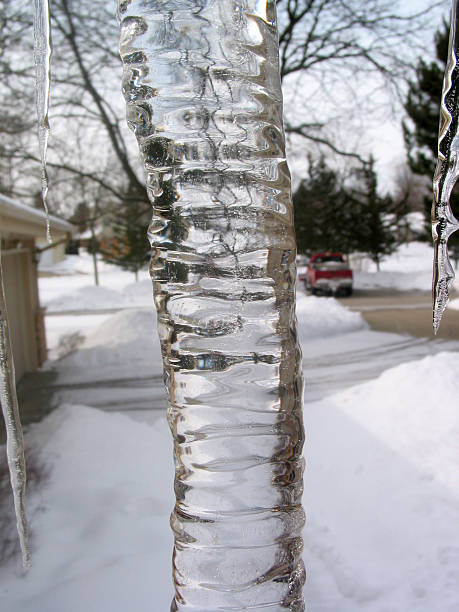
[432,0,459,331]
[0,259,30,569]
[33,0,52,242]
[118,0,305,607]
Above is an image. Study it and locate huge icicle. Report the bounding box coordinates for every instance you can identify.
[33,0,52,242]
[0,254,30,570]
[118,0,305,609]
[432,0,459,332]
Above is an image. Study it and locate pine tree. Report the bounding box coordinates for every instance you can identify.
[350,158,397,270]
[293,156,356,255]
[293,155,402,266]
[403,22,459,265]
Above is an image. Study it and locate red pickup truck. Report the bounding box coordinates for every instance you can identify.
[299,253,353,296]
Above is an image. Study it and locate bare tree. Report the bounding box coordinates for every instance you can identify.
[0,0,447,214]
[392,164,430,213]
[278,0,447,159]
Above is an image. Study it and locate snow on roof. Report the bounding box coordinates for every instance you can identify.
[0,193,76,235]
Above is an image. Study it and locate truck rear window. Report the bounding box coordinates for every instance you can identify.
[313,255,344,264]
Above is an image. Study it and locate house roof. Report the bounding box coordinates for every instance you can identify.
[0,194,75,239]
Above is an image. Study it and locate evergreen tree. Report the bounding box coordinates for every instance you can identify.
[101,186,150,281]
[293,155,402,267]
[293,156,356,255]
[349,158,397,270]
[403,22,459,265]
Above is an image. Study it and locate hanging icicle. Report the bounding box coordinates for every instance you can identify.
[118,0,305,609]
[33,0,52,242]
[432,0,459,332]
[0,0,53,572]
[0,250,30,571]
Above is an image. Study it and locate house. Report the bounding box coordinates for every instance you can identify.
[0,194,75,383]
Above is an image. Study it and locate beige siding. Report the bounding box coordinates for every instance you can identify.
[2,248,40,383]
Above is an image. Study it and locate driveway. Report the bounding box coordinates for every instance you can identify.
[337,289,459,340]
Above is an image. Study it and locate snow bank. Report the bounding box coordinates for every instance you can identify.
[0,405,174,612]
[45,285,126,311]
[49,295,363,379]
[296,293,367,338]
[335,352,459,490]
[305,351,459,611]
[353,241,434,291]
[2,353,459,611]
[39,253,151,309]
[44,279,154,312]
[354,268,432,291]
[57,309,162,376]
[39,253,142,277]
[39,253,95,275]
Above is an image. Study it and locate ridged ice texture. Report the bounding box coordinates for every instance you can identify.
[432,0,459,332]
[118,0,305,609]
[33,0,52,242]
[0,256,30,570]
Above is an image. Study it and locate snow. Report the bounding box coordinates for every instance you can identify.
[45,313,112,360]
[1,353,459,611]
[46,284,129,312]
[44,280,154,312]
[296,294,367,338]
[351,240,459,294]
[39,253,125,276]
[52,309,163,379]
[352,241,435,291]
[38,253,151,308]
[0,405,175,612]
[42,310,164,387]
[304,352,459,611]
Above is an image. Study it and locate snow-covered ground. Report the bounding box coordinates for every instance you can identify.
[304,352,459,611]
[352,241,433,291]
[351,241,459,294]
[1,247,458,610]
[1,352,458,611]
[39,255,152,313]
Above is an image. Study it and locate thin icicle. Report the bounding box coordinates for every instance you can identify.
[33,0,52,243]
[432,0,459,332]
[0,248,30,571]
